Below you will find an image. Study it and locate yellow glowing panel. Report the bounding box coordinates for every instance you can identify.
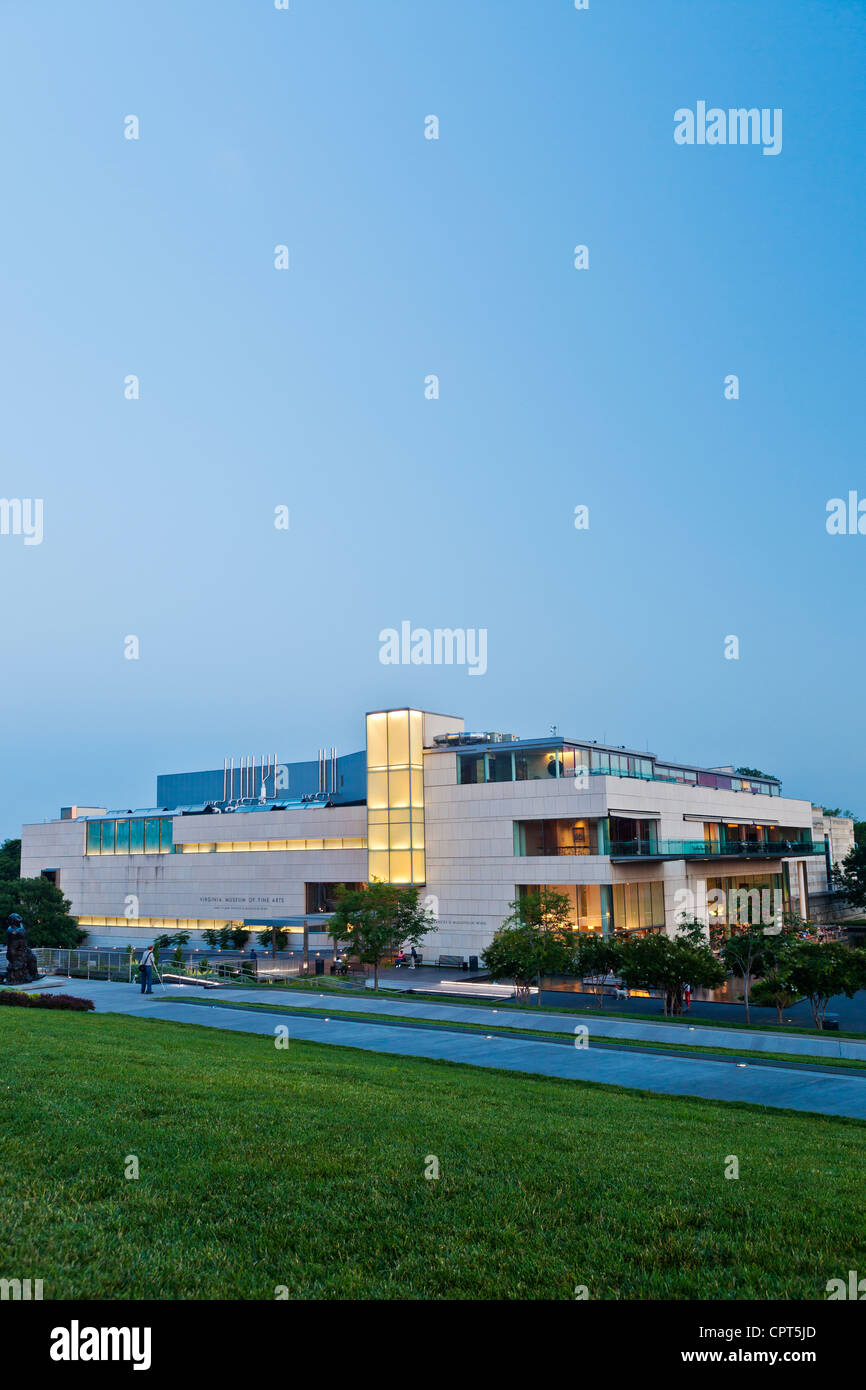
[388,769,411,808]
[409,710,423,765]
[411,851,426,883]
[367,770,389,809]
[368,824,389,850]
[367,810,388,824]
[343,837,366,849]
[389,850,412,883]
[286,839,305,851]
[366,712,389,770]
[368,851,389,882]
[249,841,269,852]
[323,838,343,850]
[304,839,324,851]
[411,821,425,849]
[389,821,412,850]
[387,709,410,767]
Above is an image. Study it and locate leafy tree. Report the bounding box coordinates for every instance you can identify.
[781,941,866,1030]
[328,881,433,990]
[573,933,622,1008]
[618,921,725,1016]
[735,767,775,779]
[0,877,85,948]
[483,891,576,1005]
[258,924,288,955]
[217,926,234,951]
[834,843,866,911]
[0,838,21,883]
[201,928,223,950]
[750,972,802,1024]
[719,926,770,1024]
[229,925,250,951]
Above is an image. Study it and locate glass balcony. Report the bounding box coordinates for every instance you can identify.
[609,839,824,860]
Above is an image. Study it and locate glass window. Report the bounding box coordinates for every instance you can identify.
[389,821,412,850]
[115,820,130,853]
[366,713,388,769]
[144,819,160,853]
[366,771,389,809]
[129,819,145,853]
[458,754,483,785]
[487,752,514,783]
[387,709,410,767]
[101,821,115,854]
[411,851,426,883]
[367,851,389,882]
[388,769,411,808]
[410,768,424,806]
[160,818,173,852]
[409,710,423,766]
[368,822,389,850]
[389,850,411,883]
[86,821,101,854]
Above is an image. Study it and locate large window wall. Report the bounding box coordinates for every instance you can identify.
[86,818,173,855]
[514,819,601,856]
[517,883,610,933]
[366,709,426,885]
[517,880,665,935]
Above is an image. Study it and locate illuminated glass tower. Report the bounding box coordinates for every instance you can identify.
[365,709,425,885]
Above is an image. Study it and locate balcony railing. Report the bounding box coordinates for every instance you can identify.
[608,839,824,860]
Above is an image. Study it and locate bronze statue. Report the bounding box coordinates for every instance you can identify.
[5,914,39,984]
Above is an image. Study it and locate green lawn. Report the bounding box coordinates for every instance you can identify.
[3,1010,865,1300]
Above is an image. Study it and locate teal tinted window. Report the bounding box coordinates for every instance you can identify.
[129,819,145,853]
[160,818,173,852]
[86,821,101,854]
[115,820,130,853]
[145,819,160,853]
[100,821,115,854]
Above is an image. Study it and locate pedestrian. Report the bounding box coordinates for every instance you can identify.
[684,982,692,1010]
[410,946,418,970]
[139,944,155,995]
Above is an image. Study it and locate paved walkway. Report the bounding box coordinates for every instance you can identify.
[34,978,866,1120]
[64,977,866,1060]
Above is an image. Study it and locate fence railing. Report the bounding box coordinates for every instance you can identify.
[29,948,364,988]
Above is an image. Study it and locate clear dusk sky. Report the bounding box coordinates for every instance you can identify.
[1,0,865,836]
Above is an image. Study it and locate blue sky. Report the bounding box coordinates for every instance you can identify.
[1,0,865,835]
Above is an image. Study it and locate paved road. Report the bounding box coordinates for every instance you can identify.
[34,978,866,1120]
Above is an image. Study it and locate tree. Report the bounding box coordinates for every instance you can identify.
[735,767,775,779]
[328,881,433,990]
[0,838,21,883]
[229,925,250,951]
[833,843,866,911]
[573,933,622,1008]
[483,891,576,1005]
[258,924,288,955]
[618,921,725,1016]
[781,941,866,1030]
[750,973,802,1025]
[0,877,85,948]
[201,928,223,950]
[719,927,770,1025]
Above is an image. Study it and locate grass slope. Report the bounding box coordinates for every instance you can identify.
[2,1010,865,1300]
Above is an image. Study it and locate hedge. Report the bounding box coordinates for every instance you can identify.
[0,990,95,1012]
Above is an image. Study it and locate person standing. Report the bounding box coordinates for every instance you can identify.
[139,944,155,995]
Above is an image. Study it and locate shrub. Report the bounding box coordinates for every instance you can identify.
[0,990,95,1012]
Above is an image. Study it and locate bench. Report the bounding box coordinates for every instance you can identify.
[437,954,466,969]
